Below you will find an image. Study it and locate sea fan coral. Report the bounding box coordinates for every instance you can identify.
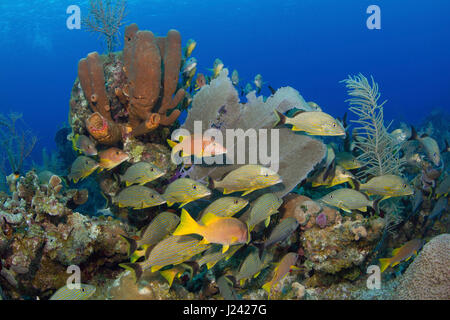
[183,69,326,198]
[341,74,405,178]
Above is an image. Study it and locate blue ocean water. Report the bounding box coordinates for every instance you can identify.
[0,0,449,169]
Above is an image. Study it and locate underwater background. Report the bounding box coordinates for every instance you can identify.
[1,0,450,163]
[0,0,449,301]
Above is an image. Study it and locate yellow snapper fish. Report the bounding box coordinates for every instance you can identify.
[112,185,166,209]
[211,165,282,196]
[274,110,346,136]
[71,134,97,156]
[167,134,227,159]
[49,284,96,300]
[235,249,272,287]
[120,211,180,262]
[358,174,413,201]
[184,39,197,58]
[262,252,299,297]
[98,147,129,171]
[163,178,211,207]
[209,58,224,79]
[120,161,166,187]
[246,193,283,231]
[379,239,424,272]
[120,235,210,281]
[67,156,99,183]
[254,74,264,93]
[335,152,364,170]
[198,197,249,224]
[391,128,409,145]
[307,101,322,112]
[311,165,356,188]
[160,263,193,287]
[196,244,243,270]
[173,209,249,254]
[319,188,378,213]
[409,126,441,166]
[231,69,239,86]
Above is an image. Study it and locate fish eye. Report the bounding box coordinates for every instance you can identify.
[234,200,239,204]
[332,123,336,127]
[192,185,197,190]
[403,184,407,188]
[151,195,154,198]
[330,195,333,199]
[150,168,154,172]
[116,151,120,155]
[81,288,85,292]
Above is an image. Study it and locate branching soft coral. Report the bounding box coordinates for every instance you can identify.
[341,74,405,178]
[0,112,37,175]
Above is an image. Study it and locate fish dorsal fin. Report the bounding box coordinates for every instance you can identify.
[392,248,401,256]
[201,212,223,225]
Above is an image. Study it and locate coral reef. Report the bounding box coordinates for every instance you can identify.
[0,169,134,299]
[395,233,450,300]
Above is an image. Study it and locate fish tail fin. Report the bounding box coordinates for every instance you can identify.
[373,198,381,215]
[253,241,265,260]
[71,134,79,151]
[408,126,418,141]
[119,235,138,257]
[378,258,391,273]
[167,139,177,149]
[353,179,361,191]
[172,209,202,236]
[160,270,177,287]
[273,110,286,127]
[208,176,217,190]
[119,263,143,283]
[323,161,336,182]
[262,282,272,294]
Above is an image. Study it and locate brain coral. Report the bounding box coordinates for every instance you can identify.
[395,233,450,300]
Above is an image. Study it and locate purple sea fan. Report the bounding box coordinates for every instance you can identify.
[316,212,327,229]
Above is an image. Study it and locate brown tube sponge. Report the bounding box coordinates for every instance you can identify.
[159,30,185,125]
[125,30,161,118]
[86,112,121,145]
[131,113,161,137]
[78,52,112,121]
